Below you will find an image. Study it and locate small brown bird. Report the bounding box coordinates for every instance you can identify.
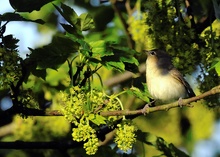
[146,49,195,103]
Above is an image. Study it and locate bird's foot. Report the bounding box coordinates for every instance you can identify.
[142,100,155,115]
[178,97,183,107]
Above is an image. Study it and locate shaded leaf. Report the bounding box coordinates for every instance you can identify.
[28,34,79,70]
[9,0,54,12]
[156,137,190,157]
[54,3,79,26]
[61,24,83,39]
[100,42,139,72]
[2,35,19,49]
[32,69,47,80]
[0,13,45,24]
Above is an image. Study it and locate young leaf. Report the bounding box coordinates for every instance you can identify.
[126,86,151,102]
[79,13,95,31]
[88,114,106,125]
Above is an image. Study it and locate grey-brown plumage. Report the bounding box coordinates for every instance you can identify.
[146,49,195,102]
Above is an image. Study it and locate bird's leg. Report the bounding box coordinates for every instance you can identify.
[178,97,183,107]
[141,100,155,115]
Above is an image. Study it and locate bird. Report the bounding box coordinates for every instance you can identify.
[146,49,195,103]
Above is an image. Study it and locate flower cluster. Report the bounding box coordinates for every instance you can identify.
[115,120,137,152]
[57,86,122,155]
[72,123,99,155]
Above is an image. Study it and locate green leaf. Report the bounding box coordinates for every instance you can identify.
[0,13,45,24]
[79,13,95,31]
[126,86,151,102]
[99,42,139,72]
[53,3,79,26]
[209,58,220,76]
[89,40,113,59]
[104,61,125,72]
[88,114,106,125]
[9,0,54,12]
[60,24,83,39]
[28,34,79,70]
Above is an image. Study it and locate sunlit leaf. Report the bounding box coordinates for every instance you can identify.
[89,40,113,58]
[88,114,107,125]
[209,58,220,76]
[126,86,151,102]
[79,13,95,31]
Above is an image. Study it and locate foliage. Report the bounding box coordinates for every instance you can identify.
[0,0,219,157]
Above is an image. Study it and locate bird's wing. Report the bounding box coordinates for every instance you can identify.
[170,69,196,97]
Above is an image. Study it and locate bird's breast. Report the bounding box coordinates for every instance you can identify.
[146,69,186,102]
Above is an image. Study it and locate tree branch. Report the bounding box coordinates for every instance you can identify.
[2,85,219,117]
[100,85,220,116]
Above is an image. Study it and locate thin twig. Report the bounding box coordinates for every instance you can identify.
[110,0,134,49]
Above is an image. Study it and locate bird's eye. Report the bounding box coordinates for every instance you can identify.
[149,51,156,56]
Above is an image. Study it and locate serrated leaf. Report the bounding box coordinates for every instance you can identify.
[105,61,125,72]
[28,34,79,69]
[79,13,95,31]
[100,42,139,72]
[89,40,113,58]
[88,114,106,125]
[0,13,45,24]
[54,3,79,26]
[60,24,83,38]
[9,0,54,12]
